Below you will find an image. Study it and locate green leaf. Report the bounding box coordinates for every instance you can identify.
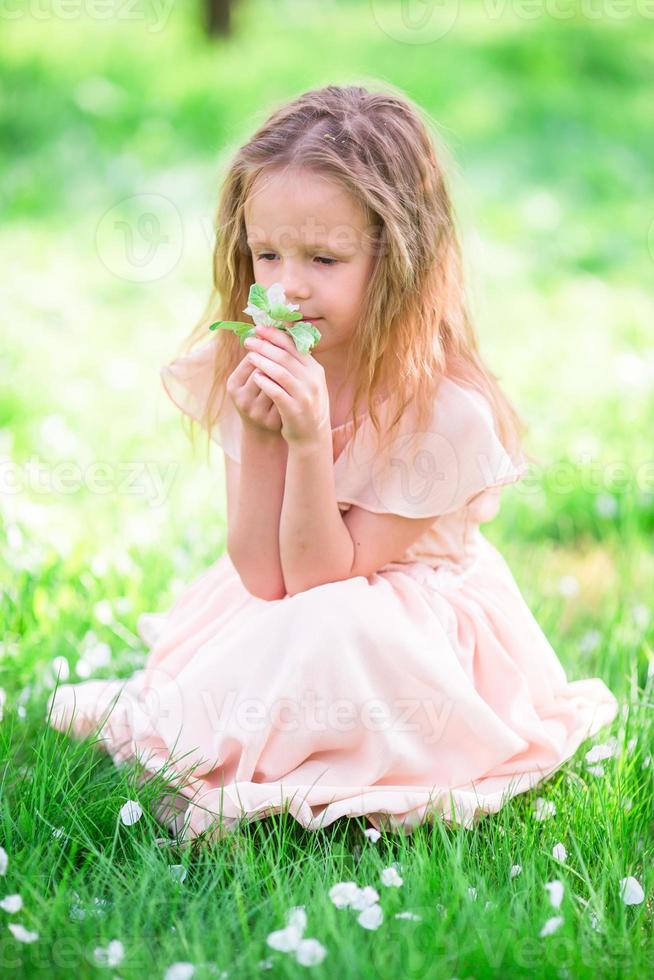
[209,321,257,344]
[269,305,302,322]
[286,320,321,354]
[248,283,269,311]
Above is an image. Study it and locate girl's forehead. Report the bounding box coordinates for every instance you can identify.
[245,167,367,232]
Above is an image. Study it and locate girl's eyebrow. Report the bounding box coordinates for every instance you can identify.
[247,239,338,251]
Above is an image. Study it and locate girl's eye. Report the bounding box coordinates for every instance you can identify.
[256,253,337,266]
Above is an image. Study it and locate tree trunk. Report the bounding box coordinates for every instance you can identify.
[206,0,233,36]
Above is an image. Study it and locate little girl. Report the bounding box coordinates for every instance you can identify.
[46,82,619,842]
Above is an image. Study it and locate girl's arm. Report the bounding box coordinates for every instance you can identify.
[227,426,288,600]
[279,427,354,595]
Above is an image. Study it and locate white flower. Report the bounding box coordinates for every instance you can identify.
[0,894,23,913]
[395,911,422,920]
[552,843,567,863]
[363,828,381,843]
[287,906,307,932]
[119,800,142,825]
[510,864,522,879]
[357,903,383,930]
[557,575,579,597]
[93,939,124,967]
[619,876,644,905]
[586,764,605,777]
[295,938,327,966]
[0,847,8,875]
[266,925,303,952]
[349,887,379,911]
[467,886,477,901]
[585,737,620,763]
[328,882,360,909]
[545,879,564,909]
[164,963,195,980]
[380,867,403,888]
[533,797,556,820]
[539,915,564,937]
[8,922,39,943]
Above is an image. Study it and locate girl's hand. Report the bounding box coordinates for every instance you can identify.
[243,324,330,450]
[226,349,283,435]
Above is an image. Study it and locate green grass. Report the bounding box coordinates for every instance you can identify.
[1,1,653,976]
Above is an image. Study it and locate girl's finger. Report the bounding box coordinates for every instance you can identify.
[247,353,304,400]
[252,370,292,414]
[255,325,310,363]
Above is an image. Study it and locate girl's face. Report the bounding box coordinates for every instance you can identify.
[244,166,376,364]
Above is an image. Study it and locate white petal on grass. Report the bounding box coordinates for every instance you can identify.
[395,911,422,921]
[286,906,307,932]
[93,939,125,967]
[119,800,142,825]
[8,922,39,943]
[552,843,567,862]
[258,957,274,970]
[0,894,23,913]
[545,880,564,909]
[380,867,403,888]
[585,737,620,763]
[328,882,360,909]
[619,876,644,905]
[539,915,564,937]
[357,903,384,930]
[349,886,379,911]
[52,826,67,839]
[642,755,651,770]
[363,828,381,843]
[533,797,556,820]
[510,865,522,879]
[164,964,196,980]
[467,886,478,901]
[168,864,187,884]
[295,938,327,966]
[586,763,605,777]
[0,847,8,875]
[266,925,303,953]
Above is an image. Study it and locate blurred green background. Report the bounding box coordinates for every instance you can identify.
[1,0,653,697]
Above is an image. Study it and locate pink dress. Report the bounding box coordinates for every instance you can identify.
[45,337,619,842]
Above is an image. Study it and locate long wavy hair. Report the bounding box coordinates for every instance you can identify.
[172,80,534,473]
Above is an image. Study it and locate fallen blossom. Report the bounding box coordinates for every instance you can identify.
[380,867,403,888]
[619,876,644,905]
[8,923,39,943]
[545,880,564,909]
[119,800,142,826]
[510,865,522,879]
[552,843,567,862]
[295,938,327,966]
[539,915,564,937]
[357,903,383,930]
[93,939,125,967]
[0,895,23,913]
[363,828,381,843]
[533,797,556,821]
[164,964,195,980]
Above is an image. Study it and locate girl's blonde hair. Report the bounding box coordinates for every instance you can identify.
[175,80,533,473]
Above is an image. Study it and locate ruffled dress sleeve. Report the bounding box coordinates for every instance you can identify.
[159,337,241,462]
[333,376,528,520]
